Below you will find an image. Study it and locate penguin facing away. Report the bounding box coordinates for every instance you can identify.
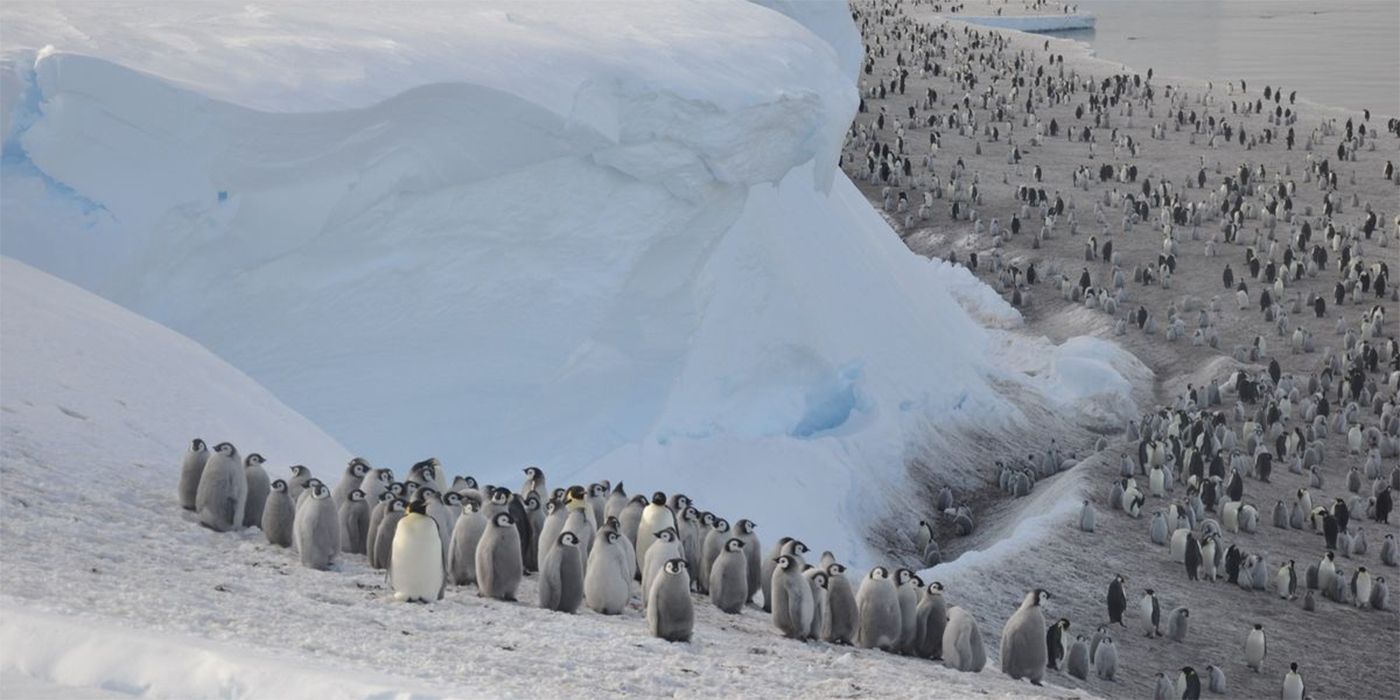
[942,606,987,672]
[1000,588,1050,685]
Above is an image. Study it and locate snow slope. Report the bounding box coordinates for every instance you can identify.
[0,257,1088,699]
[0,0,1140,561]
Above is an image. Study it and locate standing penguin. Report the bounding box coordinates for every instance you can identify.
[476,512,524,601]
[1094,636,1118,680]
[942,606,987,672]
[1166,607,1190,642]
[635,492,675,573]
[332,458,371,507]
[708,538,749,614]
[195,442,246,532]
[1046,618,1070,671]
[1000,589,1050,685]
[390,497,445,602]
[538,531,584,613]
[293,482,340,570]
[1140,589,1163,636]
[1066,635,1091,679]
[825,562,858,645]
[448,501,488,586]
[647,559,694,642]
[372,498,407,571]
[700,517,730,586]
[1080,500,1097,532]
[734,519,762,603]
[1206,664,1227,693]
[338,489,371,555]
[1282,663,1305,700]
[261,479,295,547]
[1177,667,1201,699]
[770,554,815,639]
[1245,623,1267,671]
[760,537,792,613]
[242,453,270,529]
[895,568,920,653]
[914,581,948,659]
[856,566,902,650]
[584,529,632,615]
[642,527,684,604]
[804,568,832,640]
[177,439,209,511]
[1107,574,1128,626]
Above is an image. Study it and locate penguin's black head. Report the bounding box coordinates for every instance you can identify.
[349,489,365,502]
[214,442,236,455]
[551,487,567,501]
[407,498,428,515]
[462,475,477,489]
[389,498,406,512]
[388,482,405,496]
[664,558,687,575]
[524,466,541,478]
[377,470,394,485]
[1253,623,1262,630]
[683,506,699,521]
[656,526,677,541]
[810,571,829,589]
[1145,588,1155,595]
[738,519,755,534]
[566,485,586,502]
[1058,618,1070,629]
[245,453,264,467]
[700,511,715,526]
[290,464,309,477]
[725,538,744,552]
[190,438,206,451]
[306,478,324,490]
[714,518,729,532]
[494,512,514,527]
[651,491,667,506]
[1033,588,1050,604]
[349,460,369,477]
[523,493,539,509]
[1289,662,1298,672]
[870,566,888,579]
[558,531,579,547]
[604,530,619,544]
[604,515,620,529]
[590,483,607,497]
[271,479,287,493]
[790,540,809,555]
[776,555,795,571]
[444,491,463,506]
[491,488,510,505]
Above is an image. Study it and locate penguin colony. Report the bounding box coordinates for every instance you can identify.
[844,0,1400,697]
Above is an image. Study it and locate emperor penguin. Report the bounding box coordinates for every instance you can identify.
[1165,607,1189,642]
[1153,672,1175,699]
[260,479,295,547]
[1065,635,1090,679]
[618,495,646,556]
[770,554,814,639]
[1245,623,1266,671]
[561,485,596,562]
[1185,533,1202,580]
[295,477,325,510]
[636,492,676,572]
[286,464,312,502]
[1079,500,1097,532]
[825,562,858,645]
[338,489,371,555]
[856,566,902,650]
[708,538,749,614]
[538,531,584,613]
[1093,635,1117,680]
[1319,551,1338,592]
[1381,533,1398,566]
[895,568,920,652]
[1000,589,1050,685]
[1140,589,1162,637]
[734,519,762,602]
[942,606,986,672]
[333,458,371,507]
[1150,511,1170,545]
[1108,574,1128,626]
[1177,666,1201,699]
[1275,561,1297,599]
[390,497,446,602]
[647,559,694,642]
[584,528,632,615]
[293,482,340,570]
[359,467,393,505]
[760,537,791,612]
[520,466,546,499]
[1352,567,1373,608]
[603,481,628,521]
[537,498,567,569]
[642,527,684,604]
[804,568,832,640]
[195,442,247,532]
[242,453,270,529]
[369,494,405,569]
[177,438,209,511]
[1282,662,1305,700]
[915,519,935,554]
[680,506,704,583]
[1045,618,1070,671]
[477,512,523,601]
[914,581,947,659]
[700,517,730,586]
[448,501,488,585]
[1369,575,1389,610]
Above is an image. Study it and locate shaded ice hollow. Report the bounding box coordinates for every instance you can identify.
[0,0,1143,563]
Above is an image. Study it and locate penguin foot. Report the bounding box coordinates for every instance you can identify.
[1031,681,1043,687]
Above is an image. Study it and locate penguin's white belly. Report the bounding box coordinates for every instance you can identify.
[393,517,443,600]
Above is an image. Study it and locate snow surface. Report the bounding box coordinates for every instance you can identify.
[0,0,1140,564]
[0,257,1091,699]
[948,14,1097,32]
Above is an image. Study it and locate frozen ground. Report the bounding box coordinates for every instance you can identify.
[0,258,1095,698]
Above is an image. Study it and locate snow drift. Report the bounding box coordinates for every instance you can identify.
[0,0,1140,559]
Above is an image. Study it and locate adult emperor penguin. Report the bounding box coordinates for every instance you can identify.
[914,581,947,659]
[293,482,341,570]
[733,519,762,602]
[825,562,858,645]
[390,497,445,602]
[642,527,684,604]
[584,528,632,615]
[647,559,694,642]
[177,439,209,511]
[195,442,247,532]
[1066,635,1090,679]
[1000,589,1050,685]
[242,453,271,529]
[1275,560,1297,599]
[1352,566,1373,608]
[771,554,815,639]
[1045,618,1070,671]
[1140,589,1162,637]
[1245,623,1267,671]
[856,566,902,650]
[1319,550,1338,592]
[261,479,295,547]
[942,606,986,672]
[636,492,676,573]
[333,458,371,507]
[339,489,371,555]
[1165,607,1189,642]
[477,512,523,601]
[1282,662,1305,700]
[448,501,488,585]
[708,538,749,614]
[895,568,920,653]
[1177,666,1201,699]
[1093,635,1117,680]
[539,531,584,613]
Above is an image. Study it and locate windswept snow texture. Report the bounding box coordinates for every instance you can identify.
[0,1,1138,560]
